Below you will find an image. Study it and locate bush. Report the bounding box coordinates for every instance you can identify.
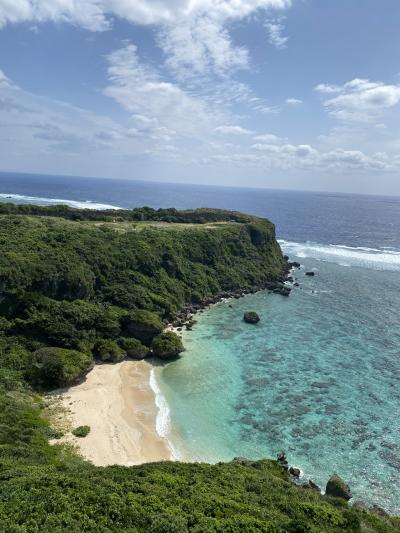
[93,339,125,362]
[118,337,149,360]
[72,425,90,438]
[122,310,164,345]
[29,347,93,389]
[151,332,184,360]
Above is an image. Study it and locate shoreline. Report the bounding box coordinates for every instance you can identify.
[49,360,173,466]
[49,261,299,468]
[166,259,300,333]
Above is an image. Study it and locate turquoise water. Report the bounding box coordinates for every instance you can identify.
[156,246,400,513]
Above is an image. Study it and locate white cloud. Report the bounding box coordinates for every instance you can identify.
[0,69,11,86]
[285,98,302,105]
[314,83,341,94]
[0,66,179,172]
[316,78,400,122]
[253,133,285,143]
[159,16,249,78]
[319,149,389,170]
[207,135,395,171]
[104,44,225,141]
[251,141,318,162]
[216,125,254,135]
[265,17,288,49]
[0,0,109,31]
[96,0,292,27]
[1,65,398,182]
[0,1,292,79]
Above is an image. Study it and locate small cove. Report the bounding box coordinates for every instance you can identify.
[156,249,400,513]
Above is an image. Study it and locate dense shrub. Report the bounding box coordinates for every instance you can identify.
[151,332,184,360]
[93,339,125,362]
[122,310,164,345]
[118,337,149,359]
[72,425,91,438]
[0,460,398,531]
[28,347,93,389]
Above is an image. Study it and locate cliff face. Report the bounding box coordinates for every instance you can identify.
[0,210,284,309]
[0,210,284,361]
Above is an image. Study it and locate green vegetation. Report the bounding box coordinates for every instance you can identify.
[122,310,164,345]
[151,331,184,360]
[0,206,284,384]
[28,347,93,389]
[93,339,125,362]
[0,204,396,530]
[0,459,398,531]
[118,337,149,359]
[0,203,258,224]
[72,425,91,438]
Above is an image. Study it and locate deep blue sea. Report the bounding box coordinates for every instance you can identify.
[2,171,400,513]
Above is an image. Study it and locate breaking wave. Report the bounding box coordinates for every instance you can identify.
[0,193,122,210]
[279,239,400,272]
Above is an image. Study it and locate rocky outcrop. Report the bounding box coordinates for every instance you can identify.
[118,338,149,360]
[93,340,125,363]
[244,312,260,324]
[122,310,164,345]
[29,347,94,389]
[277,451,289,471]
[167,255,302,331]
[289,467,301,477]
[325,475,352,501]
[265,281,291,296]
[151,331,184,360]
[302,480,321,492]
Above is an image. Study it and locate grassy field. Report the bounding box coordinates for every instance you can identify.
[88,220,241,233]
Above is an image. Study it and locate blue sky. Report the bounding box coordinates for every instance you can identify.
[1,0,400,194]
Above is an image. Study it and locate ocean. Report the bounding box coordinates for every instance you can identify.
[1,171,400,513]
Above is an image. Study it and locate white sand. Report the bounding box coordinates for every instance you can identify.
[50,360,172,466]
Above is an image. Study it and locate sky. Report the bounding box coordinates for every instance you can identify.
[0,0,400,195]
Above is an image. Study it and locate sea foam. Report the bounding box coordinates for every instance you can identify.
[0,193,122,210]
[149,368,179,460]
[279,239,400,272]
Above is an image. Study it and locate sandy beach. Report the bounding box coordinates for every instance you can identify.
[50,360,173,466]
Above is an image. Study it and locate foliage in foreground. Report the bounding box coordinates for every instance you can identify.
[0,458,398,532]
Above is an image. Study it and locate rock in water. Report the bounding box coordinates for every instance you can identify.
[289,467,301,477]
[308,480,321,492]
[302,480,321,492]
[277,451,289,470]
[243,311,260,324]
[232,456,250,464]
[277,451,286,462]
[369,504,389,517]
[305,271,315,277]
[325,475,352,501]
